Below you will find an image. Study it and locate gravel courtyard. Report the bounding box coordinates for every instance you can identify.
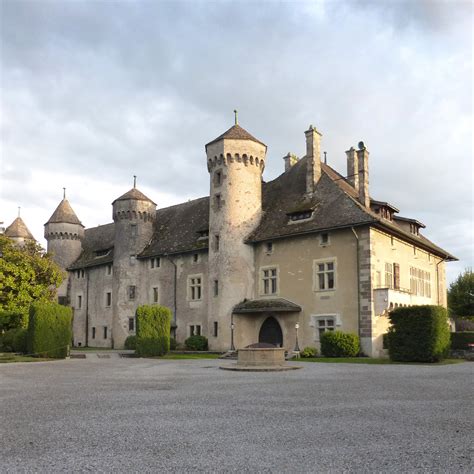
[0,357,472,473]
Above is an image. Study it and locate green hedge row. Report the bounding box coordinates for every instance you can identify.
[0,310,28,332]
[136,305,171,356]
[451,332,474,350]
[27,302,72,358]
[387,305,450,362]
[320,331,360,357]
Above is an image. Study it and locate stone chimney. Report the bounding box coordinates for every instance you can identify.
[346,147,359,191]
[356,141,369,207]
[305,125,322,194]
[283,152,298,172]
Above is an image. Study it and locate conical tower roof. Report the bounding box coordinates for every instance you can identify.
[205,124,266,150]
[46,199,83,226]
[5,217,35,240]
[112,187,156,206]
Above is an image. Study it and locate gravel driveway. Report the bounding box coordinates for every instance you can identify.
[0,358,472,473]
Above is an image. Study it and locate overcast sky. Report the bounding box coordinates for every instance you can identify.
[1,0,472,284]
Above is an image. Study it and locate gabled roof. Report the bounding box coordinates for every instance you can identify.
[112,188,156,206]
[4,217,35,240]
[205,124,266,150]
[46,199,83,226]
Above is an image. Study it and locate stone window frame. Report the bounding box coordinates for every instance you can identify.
[76,294,83,310]
[259,265,280,296]
[313,258,337,292]
[152,286,159,304]
[189,324,202,336]
[106,264,113,276]
[105,291,112,308]
[187,274,203,301]
[150,257,161,269]
[319,232,330,246]
[309,314,342,342]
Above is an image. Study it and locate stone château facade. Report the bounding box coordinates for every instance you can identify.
[5,121,457,356]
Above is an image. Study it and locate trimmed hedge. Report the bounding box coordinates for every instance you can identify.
[320,331,360,357]
[0,328,28,353]
[124,335,137,350]
[300,346,318,358]
[185,335,208,351]
[136,305,171,356]
[387,305,450,362]
[27,302,72,359]
[451,331,474,351]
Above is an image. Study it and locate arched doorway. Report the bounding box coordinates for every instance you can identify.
[259,316,283,347]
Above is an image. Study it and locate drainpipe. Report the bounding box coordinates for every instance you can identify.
[436,256,448,306]
[351,227,362,341]
[85,271,90,347]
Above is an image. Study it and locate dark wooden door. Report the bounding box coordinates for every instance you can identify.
[258,317,283,347]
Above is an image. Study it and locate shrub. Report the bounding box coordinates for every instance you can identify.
[300,346,318,358]
[124,335,137,350]
[387,305,451,362]
[136,305,171,357]
[0,310,28,331]
[320,331,360,357]
[170,337,177,351]
[27,302,72,359]
[451,332,474,351]
[0,328,27,353]
[185,335,208,351]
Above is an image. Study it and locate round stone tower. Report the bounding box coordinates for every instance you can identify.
[111,184,156,348]
[5,212,36,247]
[206,119,267,351]
[44,196,84,269]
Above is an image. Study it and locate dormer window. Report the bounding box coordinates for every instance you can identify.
[288,211,313,222]
[95,248,111,258]
[197,230,209,241]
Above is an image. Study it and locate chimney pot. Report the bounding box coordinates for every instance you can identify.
[305,126,322,194]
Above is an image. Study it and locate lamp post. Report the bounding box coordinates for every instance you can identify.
[294,322,300,356]
[230,322,235,351]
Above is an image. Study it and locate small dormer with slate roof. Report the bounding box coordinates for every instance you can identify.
[5,215,35,246]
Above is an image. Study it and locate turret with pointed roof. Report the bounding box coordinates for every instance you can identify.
[5,216,35,246]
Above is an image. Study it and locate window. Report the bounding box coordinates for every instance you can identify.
[262,268,278,295]
[385,263,393,289]
[129,318,135,331]
[105,292,112,307]
[410,267,431,297]
[189,276,202,301]
[315,261,335,291]
[58,296,68,306]
[213,321,218,337]
[316,317,335,339]
[92,327,96,339]
[319,233,330,245]
[150,257,160,269]
[214,234,220,251]
[77,295,82,309]
[393,263,400,290]
[95,249,111,257]
[76,269,85,279]
[289,211,313,221]
[214,280,219,297]
[153,287,159,303]
[215,170,222,186]
[375,271,382,288]
[103,326,108,339]
[190,325,201,336]
[215,194,222,209]
[265,242,273,254]
[130,224,137,237]
[129,285,136,300]
[106,264,112,275]
[193,253,199,263]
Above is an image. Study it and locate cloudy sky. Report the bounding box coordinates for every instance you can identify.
[1,0,472,283]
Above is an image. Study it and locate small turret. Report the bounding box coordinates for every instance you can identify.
[5,208,35,246]
[44,190,84,269]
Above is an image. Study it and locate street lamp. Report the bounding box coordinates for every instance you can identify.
[230,322,235,351]
[294,322,300,356]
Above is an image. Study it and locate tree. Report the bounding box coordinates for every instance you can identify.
[0,235,63,321]
[448,268,474,319]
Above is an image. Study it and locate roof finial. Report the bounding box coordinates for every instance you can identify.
[323,151,327,164]
[63,187,66,199]
[133,175,137,188]
[234,109,238,125]
[18,206,21,218]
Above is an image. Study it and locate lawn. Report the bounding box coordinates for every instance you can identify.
[296,357,464,365]
[0,354,54,363]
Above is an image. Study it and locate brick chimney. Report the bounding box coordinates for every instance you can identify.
[345,147,359,191]
[305,125,322,194]
[283,152,298,172]
[356,141,369,207]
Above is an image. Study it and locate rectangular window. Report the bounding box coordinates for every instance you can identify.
[262,268,278,295]
[410,267,431,297]
[77,295,82,309]
[317,317,335,339]
[150,257,160,269]
[153,287,159,303]
[266,242,273,254]
[215,170,222,186]
[193,253,199,263]
[215,194,222,209]
[76,269,85,279]
[189,276,202,301]
[385,263,393,289]
[319,233,330,245]
[92,327,96,339]
[106,264,112,275]
[129,285,136,300]
[214,234,220,251]
[103,326,108,339]
[190,325,202,337]
[129,318,135,331]
[316,261,335,291]
[130,224,137,237]
[214,280,219,297]
[393,263,400,290]
[106,292,112,307]
[213,321,218,337]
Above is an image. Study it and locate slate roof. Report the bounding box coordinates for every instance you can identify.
[112,188,156,206]
[68,223,115,270]
[233,298,302,314]
[139,197,209,257]
[205,124,266,150]
[4,217,35,240]
[46,199,83,226]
